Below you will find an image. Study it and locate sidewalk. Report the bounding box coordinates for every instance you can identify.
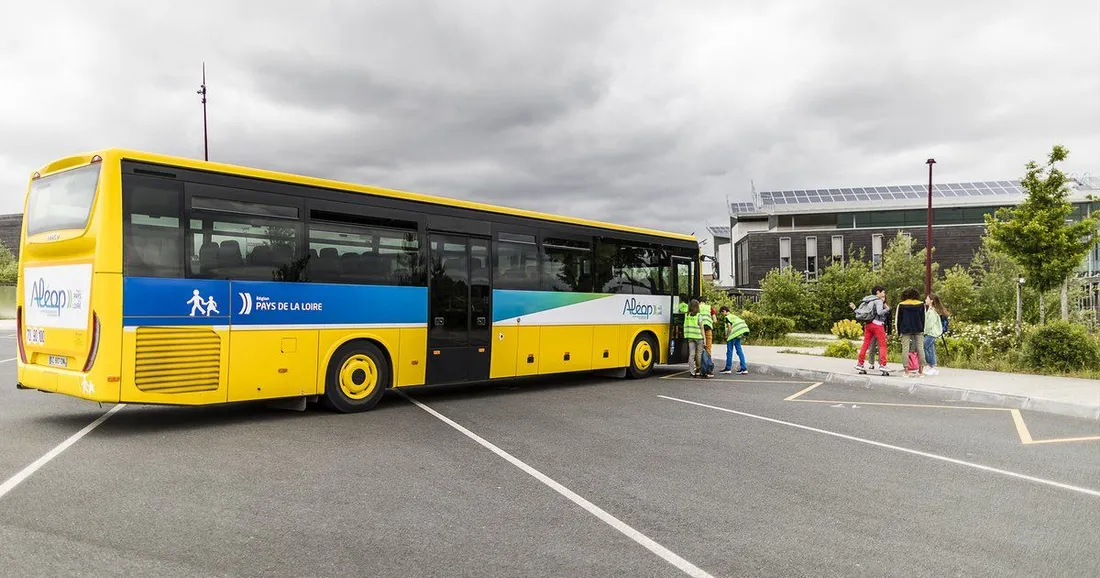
[711,344,1100,421]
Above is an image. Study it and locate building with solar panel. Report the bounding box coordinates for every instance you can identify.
[714,176,1100,309]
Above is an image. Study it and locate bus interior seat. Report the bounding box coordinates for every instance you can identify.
[250,245,272,266]
[199,242,220,273]
[219,240,244,267]
[271,244,292,266]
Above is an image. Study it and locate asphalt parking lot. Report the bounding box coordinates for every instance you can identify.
[2,336,1099,577]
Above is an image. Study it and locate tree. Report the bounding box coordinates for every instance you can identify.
[756,267,818,331]
[812,251,875,330]
[935,264,977,321]
[968,236,1026,322]
[879,232,937,303]
[985,145,1100,322]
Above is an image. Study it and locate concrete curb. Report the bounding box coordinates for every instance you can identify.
[752,362,1100,422]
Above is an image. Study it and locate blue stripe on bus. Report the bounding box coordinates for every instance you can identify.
[123,277,427,327]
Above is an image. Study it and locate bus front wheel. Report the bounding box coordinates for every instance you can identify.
[323,341,390,413]
[627,333,658,379]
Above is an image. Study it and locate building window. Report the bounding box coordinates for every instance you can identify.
[806,236,817,280]
[872,234,884,270]
[831,235,844,266]
[779,237,791,272]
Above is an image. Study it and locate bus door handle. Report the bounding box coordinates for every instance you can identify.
[434,317,444,327]
[476,316,486,326]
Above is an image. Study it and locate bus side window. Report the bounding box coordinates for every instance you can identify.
[122,175,184,278]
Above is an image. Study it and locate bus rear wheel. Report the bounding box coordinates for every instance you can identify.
[627,333,658,379]
[323,341,390,413]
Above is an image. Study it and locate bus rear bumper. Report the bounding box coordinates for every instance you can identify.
[17,364,119,403]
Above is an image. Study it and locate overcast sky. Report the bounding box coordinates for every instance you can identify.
[2,1,1098,240]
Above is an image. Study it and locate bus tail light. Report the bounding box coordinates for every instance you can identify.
[15,306,26,364]
[82,312,101,373]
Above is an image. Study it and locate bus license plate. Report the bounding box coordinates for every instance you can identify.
[48,355,67,368]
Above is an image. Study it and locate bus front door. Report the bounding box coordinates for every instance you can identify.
[668,256,695,364]
[425,234,492,385]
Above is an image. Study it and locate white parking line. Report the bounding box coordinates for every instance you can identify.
[0,358,15,363]
[398,391,714,578]
[659,395,1100,498]
[0,405,126,500]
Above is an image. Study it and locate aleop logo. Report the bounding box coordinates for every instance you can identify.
[623,297,661,319]
[30,278,79,316]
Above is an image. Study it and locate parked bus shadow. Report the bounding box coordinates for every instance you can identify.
[377,366,686,407]
[32,367,686,434]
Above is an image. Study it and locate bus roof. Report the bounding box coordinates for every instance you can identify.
[37,148,698,244]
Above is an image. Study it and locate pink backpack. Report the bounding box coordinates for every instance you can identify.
[906,352,920,371]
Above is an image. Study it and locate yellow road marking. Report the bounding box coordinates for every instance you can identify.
[784,382,825,401]
[1010,409,1034,444]
[783,382,1099,446]
[1024,434,1100,445]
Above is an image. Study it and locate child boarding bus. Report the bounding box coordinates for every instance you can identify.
[16,149,701,412]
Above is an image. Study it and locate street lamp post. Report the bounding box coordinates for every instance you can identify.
[1017,277,1026,337]
[925,158,936,296]
[196,62,208,161]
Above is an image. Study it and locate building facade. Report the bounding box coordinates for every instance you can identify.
[719,176,1100,311]
[705,225,735,288]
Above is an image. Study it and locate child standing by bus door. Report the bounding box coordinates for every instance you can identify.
[719,306,749,374]
[684,300,707,378]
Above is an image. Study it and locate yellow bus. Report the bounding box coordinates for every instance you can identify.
[16,149,701,412]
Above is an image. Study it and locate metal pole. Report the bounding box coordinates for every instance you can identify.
[1016,281,1023,338]
[925,158,936,296]
[197,62,208,161]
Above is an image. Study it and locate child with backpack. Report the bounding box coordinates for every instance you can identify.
[895,288,927,378]
[719,306,749,375]
[854,285,891,373]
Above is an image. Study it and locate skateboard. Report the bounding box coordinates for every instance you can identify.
[857,367,890,376]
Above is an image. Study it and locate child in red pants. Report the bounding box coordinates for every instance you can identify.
[854,285,890,371]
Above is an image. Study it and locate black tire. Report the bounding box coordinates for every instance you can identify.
[322,341,390,413]
[627,333,658,379]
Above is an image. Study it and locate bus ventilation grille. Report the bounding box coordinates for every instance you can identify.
[135,327,222,393]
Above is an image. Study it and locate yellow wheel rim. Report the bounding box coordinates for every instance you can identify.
[634,340,653,371]
[339,354,379,400]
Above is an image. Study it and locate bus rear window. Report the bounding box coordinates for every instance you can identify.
[26,164,101,236]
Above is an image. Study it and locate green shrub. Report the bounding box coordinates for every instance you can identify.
[831,319,862,341]
[0,243,16,285]
[741,311,795,339]
[824,339,857,359]
[756,268,820,331]
[950,321,1020,358]
[1024,321,1100,373]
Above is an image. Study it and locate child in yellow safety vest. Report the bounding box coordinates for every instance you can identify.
[684,299,709,378]
[698,295,714,352]
[719,306,749,374]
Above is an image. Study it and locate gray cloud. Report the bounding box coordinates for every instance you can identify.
[1,0,1098,240]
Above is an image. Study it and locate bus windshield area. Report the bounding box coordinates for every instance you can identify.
[26,164,101,236]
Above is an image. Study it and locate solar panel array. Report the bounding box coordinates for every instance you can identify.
[729,202,757,214]
[1079,176,1100,190]
[758,180,1025,206]
[707,226,731,238]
